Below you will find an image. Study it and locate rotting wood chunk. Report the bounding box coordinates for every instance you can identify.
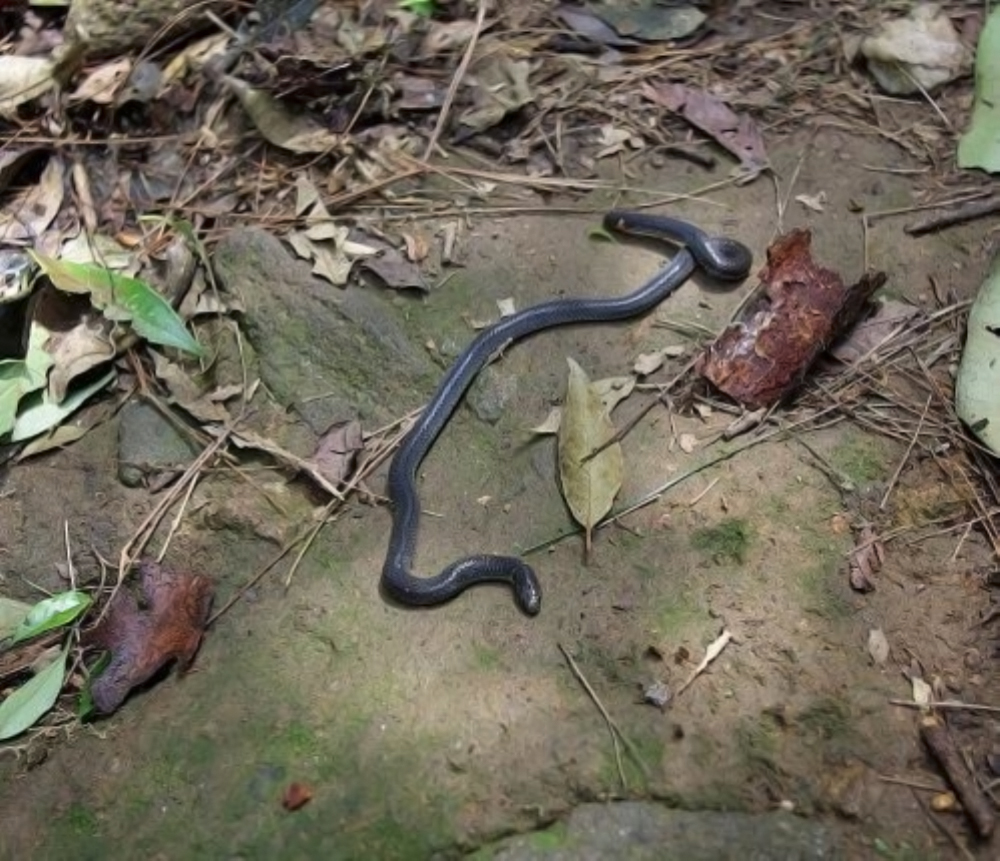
[85,558,214,714]
[696,229,886,409]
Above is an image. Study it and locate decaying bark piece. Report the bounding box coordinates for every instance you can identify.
[696,230,886,409]
[85,558,214,714]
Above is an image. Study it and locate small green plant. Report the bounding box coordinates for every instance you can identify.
[399,0,436,16]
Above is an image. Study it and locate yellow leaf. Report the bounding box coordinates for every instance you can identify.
[557,358,623,555]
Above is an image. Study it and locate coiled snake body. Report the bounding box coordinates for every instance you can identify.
[381,211,753,614]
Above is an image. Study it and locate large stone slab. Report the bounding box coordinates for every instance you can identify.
[212,229,434,434]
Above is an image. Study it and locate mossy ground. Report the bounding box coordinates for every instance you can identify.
[1,131,996,860]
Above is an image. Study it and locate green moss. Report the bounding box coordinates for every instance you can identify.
[735,714,783,792]
[527,821,570,849]
[472,644,501,670]
[690,518,753,564]
[872,837,938,860]
[797,557,854,620]
[797,698,851,743]
[829,434,888,485]
[63,802,99,837]
[654,586,704,636]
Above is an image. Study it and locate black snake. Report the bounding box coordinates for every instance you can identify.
[380,211,753,614]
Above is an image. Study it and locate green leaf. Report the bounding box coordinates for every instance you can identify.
[0,597,33,640]
[10,590,92,645]
[0,324,55,436]
[957,252,1000,453]
[10,368,115,442]
[0,648,68,741]
[958,6,1000,172]
[399,0,435,15]
[31,253,204,356]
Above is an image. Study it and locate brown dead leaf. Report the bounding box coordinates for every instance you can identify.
[392,73,447,111]
[459,53,534,133]
[828,299,920,365]
[848,523,884,592]
[402,231,430,263]
[640,82,768,177]
[282,782,313,811]
[85,558,214,714]
[70,59,131,105]
[360,245,429,292]
[152,352,231,424]
[224,76,343,154]
[309,420,363,487]
[420,19,480,56]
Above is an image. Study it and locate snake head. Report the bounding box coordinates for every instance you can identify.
[694,236,754,283]
[512,563,542,616]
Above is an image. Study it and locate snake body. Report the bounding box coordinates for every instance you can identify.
[380,211,753,614]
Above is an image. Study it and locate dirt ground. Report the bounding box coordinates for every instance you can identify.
[0,119,997,860]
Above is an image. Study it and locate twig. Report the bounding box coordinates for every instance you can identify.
[905,195,1000,236]
[877,774,947,793]
[558,643,649,790]
[880,394,932,510]
[890,699,1000,715]
[422,0,488,159]
[675,629,732,697]
[920,714,996,838]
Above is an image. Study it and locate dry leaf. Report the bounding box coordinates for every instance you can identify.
[70,59,131,104]
[867,627,890,666]
[496,297,516,317]
[640,82,769,177]
[634,350,665,376]
[224,76,343,154]
[911,674,933,706]
[282,782,313,811]
[0,55,57,116]
[309,420,363,487]
[557,358,623,555]
[0,157,65,242]
[152,352,231,423]
[592,375,635,413]
[530,407,562,435]
[84,559,214,714]
[848,523,884,592]
[795,192,827,212]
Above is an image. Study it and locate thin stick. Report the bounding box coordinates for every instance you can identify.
[905,195,1000,236]
[889,699,1000,715]
[158,471,201,562]
[422,0,488,159]
[877,774,948,793]
[880,394,932,510]
[687,477,720,507]
[558,643,649,789]
[207,536,305,625]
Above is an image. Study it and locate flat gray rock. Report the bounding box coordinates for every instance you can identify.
[474,803,843,861]
[212,229,435,433]
[117,401,197,487]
